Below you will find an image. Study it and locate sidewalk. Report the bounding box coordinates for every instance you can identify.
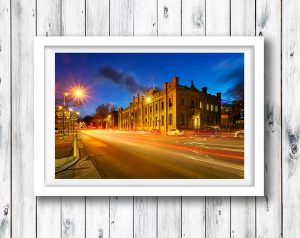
[55,134,79,174]
[55,133,101,179]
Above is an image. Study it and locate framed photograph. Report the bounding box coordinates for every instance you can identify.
[34,37,264,196]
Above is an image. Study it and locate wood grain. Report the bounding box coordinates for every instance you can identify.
[230,1,256,237]
[282,0,300,237]
[0,0,10,237]
[11,0,36,237]
[110,197,133,238]
[256,0,282,237]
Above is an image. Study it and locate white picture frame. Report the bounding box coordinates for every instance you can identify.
[34,36,264,196]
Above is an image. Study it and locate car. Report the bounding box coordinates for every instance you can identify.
[167,129,184,136]
[234,130,244,138]
[193,126,221,136]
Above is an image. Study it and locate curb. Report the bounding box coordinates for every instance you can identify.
[55,148,80,174]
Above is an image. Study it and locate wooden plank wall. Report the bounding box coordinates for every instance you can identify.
[1,0,298,237]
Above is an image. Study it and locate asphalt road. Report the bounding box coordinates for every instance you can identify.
[78,129,244,179]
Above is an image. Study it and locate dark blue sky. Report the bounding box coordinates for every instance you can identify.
[55,52,244,116]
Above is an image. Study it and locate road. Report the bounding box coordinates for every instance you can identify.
[77,129,244,179]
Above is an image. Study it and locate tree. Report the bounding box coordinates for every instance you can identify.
[82,115,94,125]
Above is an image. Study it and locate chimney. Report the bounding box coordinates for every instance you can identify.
[171,76,179,86]
[132,96,135,102]
[137,93,140,103]
[202,87,207,94]
[191,80,195,89]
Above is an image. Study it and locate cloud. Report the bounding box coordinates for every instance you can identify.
[93,66,151,94]
[216,66,244,101]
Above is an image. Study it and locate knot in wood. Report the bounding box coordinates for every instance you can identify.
[164,7,168,18]
[65,218,71,227]
[3,206,8,216]
[291,143,298,155]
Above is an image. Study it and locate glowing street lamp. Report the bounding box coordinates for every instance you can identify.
[146,96,151,104]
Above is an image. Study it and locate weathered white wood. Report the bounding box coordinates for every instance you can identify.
[206,198,230,238]
[134,0,157,36]
[86,0,109,36]
[230,1,256,237]
[134,197,157,238]
[86,197,110,238]
[182,197,205,238]
[11,0,36,237]
[60,1,86,238]
[110,197,134,238]
[282,0,300,237]
[62,0,86,36]
[231,0,255,36]
[36,0,61,36]
[36,1,62,238]
[37,197,61,238]
[205,1,231,237]
[61,197,85,238]
[158,0,181,36]
[132,2,158,237]
[182,0,205,36]
[181,1,206,237]
[110,0,134,36]
[0,0,11,237]
[157,197,181,238]
[256,0,282,237]
[206,0,230,36]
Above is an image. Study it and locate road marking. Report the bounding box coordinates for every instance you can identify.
[183,154,243,171]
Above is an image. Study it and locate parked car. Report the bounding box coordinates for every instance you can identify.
[167,129,184,136]
[193,126,221,136]
[234,130,244,138]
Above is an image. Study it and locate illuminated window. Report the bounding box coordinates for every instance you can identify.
[215,105,218,112]
[211,104,214,111]
[206,104,209,111]
[200,101,203,109]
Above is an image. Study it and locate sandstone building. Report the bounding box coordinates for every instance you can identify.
[118,77,221,133]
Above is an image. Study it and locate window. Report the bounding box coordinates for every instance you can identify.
[191,100,194,108]
[145,118,148,123]
[161,116,164,126]
[200,101,203,109]
[161,102,164,110]
[169,98,172,108]
[155,103,158,112]
[150,106,152,113]
[206,103,209,111]
[180,114,184,125]
[181,97,184,106]
[169,114,173,125]
[155,117,158,126]
[145,108,147,114]
[211,104,214,111]
[215,105,218,112]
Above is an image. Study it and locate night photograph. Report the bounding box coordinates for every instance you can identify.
[54,52,245,179]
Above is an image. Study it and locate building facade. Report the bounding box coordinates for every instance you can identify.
[118,77,221,133]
